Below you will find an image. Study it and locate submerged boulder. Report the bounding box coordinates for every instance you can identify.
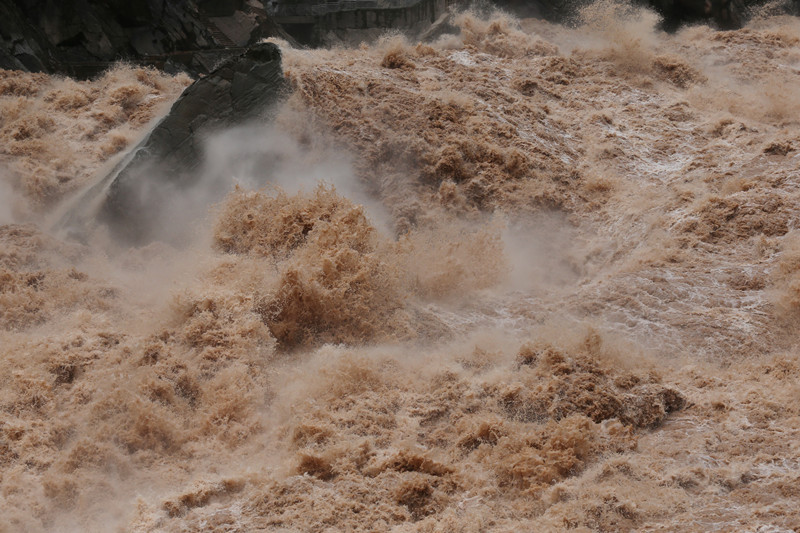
[97,42,288,243]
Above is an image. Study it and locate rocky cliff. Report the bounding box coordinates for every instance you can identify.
[0,0,292,77]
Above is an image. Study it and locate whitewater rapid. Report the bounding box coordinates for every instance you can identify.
[1,3,800,531]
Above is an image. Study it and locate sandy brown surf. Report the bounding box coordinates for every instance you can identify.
[2,2,800,531]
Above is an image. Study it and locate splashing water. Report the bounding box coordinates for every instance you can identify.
[2,3,800,531]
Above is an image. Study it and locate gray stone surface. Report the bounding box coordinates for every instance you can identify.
[0,0,57,71]
[0,0,292,77]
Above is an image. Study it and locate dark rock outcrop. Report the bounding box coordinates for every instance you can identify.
[0,0,294,77]
[91,42,288,243]
[0,0,58,72]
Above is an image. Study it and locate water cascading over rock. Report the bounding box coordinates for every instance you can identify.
[95,42,288,243]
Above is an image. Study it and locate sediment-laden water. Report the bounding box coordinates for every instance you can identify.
[1,3,800,531]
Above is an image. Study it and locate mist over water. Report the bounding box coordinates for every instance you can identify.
[0,176,16,225]
[2,2,800,531]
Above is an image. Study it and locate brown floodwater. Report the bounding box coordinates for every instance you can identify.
[1,2,800,531]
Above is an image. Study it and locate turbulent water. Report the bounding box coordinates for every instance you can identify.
[2,3,800,531]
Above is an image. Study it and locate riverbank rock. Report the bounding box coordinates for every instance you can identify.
[0,0,292,77]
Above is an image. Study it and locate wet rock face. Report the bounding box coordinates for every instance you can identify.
[197,0,246,17]
[99,42,288,244]
[0,1,56,72]
[0,0,283,77]
[1,0,209,74]
[653,0,748,31]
